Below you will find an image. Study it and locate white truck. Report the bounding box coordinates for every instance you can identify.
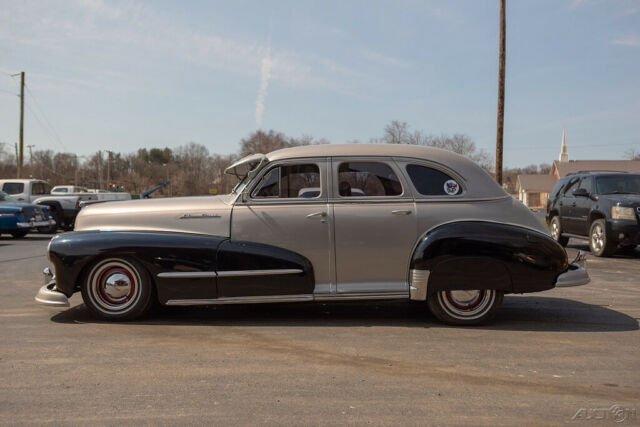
[0,179,130,230]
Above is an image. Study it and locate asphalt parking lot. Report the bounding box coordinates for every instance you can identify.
[1,234,638,425]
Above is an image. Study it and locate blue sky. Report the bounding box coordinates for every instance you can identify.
[0,0,639,167]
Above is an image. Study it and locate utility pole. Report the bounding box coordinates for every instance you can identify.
[17,72,25,178]
[97,150,102,189]
[106,150,112,189]
[495,0,506,185]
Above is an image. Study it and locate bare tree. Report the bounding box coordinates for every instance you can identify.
[382,120,410,144]
[625,147,640,160]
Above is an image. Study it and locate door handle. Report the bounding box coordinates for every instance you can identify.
[391,210,412,215]
[306,211,327,222]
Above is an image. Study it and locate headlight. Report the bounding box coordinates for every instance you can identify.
[611,206,636,220]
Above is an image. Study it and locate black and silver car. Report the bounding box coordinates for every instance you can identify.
[36,144,590,325]
[546,172,640,256]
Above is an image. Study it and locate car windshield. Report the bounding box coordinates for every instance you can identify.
[596,175,640,195]
[0,190,17,202]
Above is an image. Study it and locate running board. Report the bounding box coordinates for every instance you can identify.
[165,292,409,306]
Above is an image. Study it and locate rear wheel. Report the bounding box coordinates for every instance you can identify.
[10,230,28,238]
[549,216,569,247]
[589,219,616,257]
[427,289,503,326]
[81,257,155,321]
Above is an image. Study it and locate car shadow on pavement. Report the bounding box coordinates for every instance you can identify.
[50,296,638,332]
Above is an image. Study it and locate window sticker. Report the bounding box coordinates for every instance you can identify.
[443,179,460,195]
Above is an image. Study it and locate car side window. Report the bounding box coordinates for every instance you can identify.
[32,182,49,195]
[2,182,24,195]
[578,177,593,194]
[252,164,321,199]
[337,162,402,197]
[406,164,462,196]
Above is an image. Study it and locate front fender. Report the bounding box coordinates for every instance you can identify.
[409,221,568,298]
[48,231,224,299]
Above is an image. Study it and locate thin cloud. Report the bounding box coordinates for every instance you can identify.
[612,34,640,47]
[255,36,272,128]
[360,49,411,69]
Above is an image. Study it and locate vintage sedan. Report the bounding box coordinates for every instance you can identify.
[35,144,589,325]
[0,190,56,238]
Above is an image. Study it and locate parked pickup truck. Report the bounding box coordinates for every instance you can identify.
[0,179,130,230]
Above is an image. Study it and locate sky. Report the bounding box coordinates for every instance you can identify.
[0,0,639,167]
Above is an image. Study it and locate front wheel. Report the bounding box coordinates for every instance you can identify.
[427,289,503,326]
[81,257,155,321]
[589,219,616,257]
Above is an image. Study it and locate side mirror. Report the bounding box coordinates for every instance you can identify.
[572,188,589,197]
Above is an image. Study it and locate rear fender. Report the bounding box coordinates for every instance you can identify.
[409,221,568,299]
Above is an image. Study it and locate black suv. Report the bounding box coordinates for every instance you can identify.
[546,172,640,256]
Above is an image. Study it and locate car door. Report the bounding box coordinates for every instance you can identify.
[331,157,417,295]
[230,158,334,295]
[560,177,579,234]
[573,176,593,236]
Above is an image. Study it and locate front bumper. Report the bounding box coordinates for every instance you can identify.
[555,251,590,287]
[34,267,69,307]
[17,218,56,229]
[608,220,640,245]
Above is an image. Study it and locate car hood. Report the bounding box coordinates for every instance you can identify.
[599,194,640,206]
[74,195,236,237]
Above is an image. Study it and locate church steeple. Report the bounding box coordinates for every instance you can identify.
[559,128,568,162]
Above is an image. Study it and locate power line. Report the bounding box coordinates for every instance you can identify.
[23,83,68,151]
[25,103,67,152]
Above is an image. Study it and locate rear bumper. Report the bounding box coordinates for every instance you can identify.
[34,268,69,307]
[17,218,56,229]
[555,251,590,287]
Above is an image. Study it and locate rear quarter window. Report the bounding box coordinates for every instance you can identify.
[2,182,24,195]
[406,164,462,196]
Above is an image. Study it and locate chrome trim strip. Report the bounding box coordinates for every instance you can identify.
[157,269,303,279]
[409,269,430,301]
[157,271,217,278]
[166,294,313,306]
[179,213,221,219]
[216,269,303,277]
[313,292,408,301]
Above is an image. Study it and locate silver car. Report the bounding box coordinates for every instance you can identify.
[36,144,589,325]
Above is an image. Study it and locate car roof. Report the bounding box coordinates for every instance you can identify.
[268,143,465,162]
[265,143,507,199]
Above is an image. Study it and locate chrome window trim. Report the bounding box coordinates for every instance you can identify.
[394,158,468,200]
[329,156,413,201]
[243,157,329,205]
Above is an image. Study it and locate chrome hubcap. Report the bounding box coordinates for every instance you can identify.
[551,221,559,239]
[103,273,132,300]
[591,224,604,251]
[438,289,496,320]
